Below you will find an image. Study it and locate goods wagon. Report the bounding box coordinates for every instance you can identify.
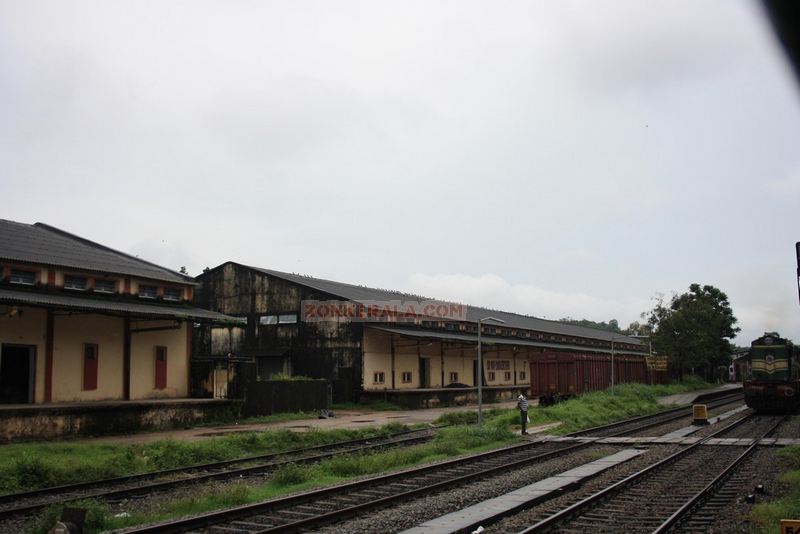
[529,352,648,404]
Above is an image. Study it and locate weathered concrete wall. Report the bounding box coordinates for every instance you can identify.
[194,263,364,402]
[231,369,330,416]
[0,399,240,443]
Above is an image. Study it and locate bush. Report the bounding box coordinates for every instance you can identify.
[434,407,507,426]
[271,463,311,486]
[266,373,324,381]
[31,499,110,534]
[12,454,57,489]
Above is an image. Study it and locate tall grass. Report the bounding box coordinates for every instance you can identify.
[47,424,517,532]
[0,424,413,494]
[435,377,713,434]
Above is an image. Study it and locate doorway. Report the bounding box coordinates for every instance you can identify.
[0,344,35,404]
[418,357,430,388]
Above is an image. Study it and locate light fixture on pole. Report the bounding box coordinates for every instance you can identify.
[477,316,505,426]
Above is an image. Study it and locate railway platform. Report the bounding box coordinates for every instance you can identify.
[6,383,739,445]
[657,382,740,406]
[400,449,647,534]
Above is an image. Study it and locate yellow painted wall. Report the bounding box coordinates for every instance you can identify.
[52,314,125,402]
[1,307,190,403]
[130,320,189,399]
[362,328,534,391]
[0,306,47,403]
[393,345,419,389]
[362,328,392,389]
[442,349,473,386]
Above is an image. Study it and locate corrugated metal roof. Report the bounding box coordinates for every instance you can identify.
[238,264,644,345]
[0,219,194,284]
[0,288,243,323]
[370,326,643,355]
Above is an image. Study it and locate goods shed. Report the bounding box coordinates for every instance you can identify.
[194,262,651,406]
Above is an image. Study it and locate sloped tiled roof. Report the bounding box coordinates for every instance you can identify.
[232,264,643,345]
[0,219,194,285]
[0,288,242,323]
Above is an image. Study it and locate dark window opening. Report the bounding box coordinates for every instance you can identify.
[64,275,88,291]
[139,285,158,299]
[163,288,182,301]
[94,279,116,294]
[10,270,36,285]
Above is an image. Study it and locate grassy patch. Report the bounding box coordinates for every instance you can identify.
[434,377,713,434]
[434,407,509,426]
[0,424,413,495]
[750,446,800,533]
[528,378,712,435]
[69,424,516,530]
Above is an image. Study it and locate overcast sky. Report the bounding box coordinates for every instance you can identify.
[2,1,799,343]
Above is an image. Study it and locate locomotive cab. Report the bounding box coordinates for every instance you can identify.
[743,332,800,412]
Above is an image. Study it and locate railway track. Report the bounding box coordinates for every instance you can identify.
[0,426,439,520]
[115,393,745,533]
[518,413,785,534]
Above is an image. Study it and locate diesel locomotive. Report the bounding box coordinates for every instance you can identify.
[743,332,800,412]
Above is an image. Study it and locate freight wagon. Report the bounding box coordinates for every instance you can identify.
[529,352,649,404]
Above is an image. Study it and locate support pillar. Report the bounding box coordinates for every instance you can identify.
[123,316,131,400]
[44,310,54,402]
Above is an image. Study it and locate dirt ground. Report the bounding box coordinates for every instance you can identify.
[57,384,736,446]
[77,400,521,445]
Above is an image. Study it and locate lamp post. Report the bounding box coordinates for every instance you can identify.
[477,316,505,426]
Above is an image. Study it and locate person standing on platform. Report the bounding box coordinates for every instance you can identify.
[517,390,529,435]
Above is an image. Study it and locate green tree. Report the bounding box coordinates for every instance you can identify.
[644,284,739,381]
[622,321,652,336]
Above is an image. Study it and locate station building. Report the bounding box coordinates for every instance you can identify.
[194,262,648,405]
[0,220,239,405]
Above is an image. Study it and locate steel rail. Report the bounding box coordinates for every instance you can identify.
[0,424,438,506]
[121,441,589,533]
[0,426,440,519]
[651,415,786,534]
[518,412,782,534]
[119,395,745,533]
